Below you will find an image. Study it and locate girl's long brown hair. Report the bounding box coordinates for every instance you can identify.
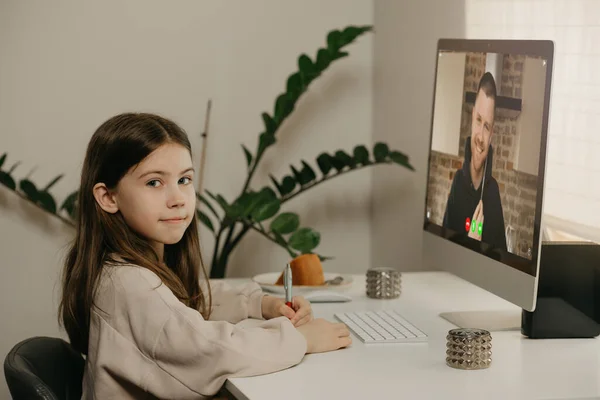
[58,113,211,355]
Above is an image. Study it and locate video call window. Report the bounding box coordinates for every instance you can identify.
[425,51,548,264]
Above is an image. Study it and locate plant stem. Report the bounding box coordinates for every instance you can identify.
[210,223,249,279]
[211,251,230,279]
[240,163,257,195]
[210,227,224,273]
[12,190,76,227]
[228,224,251,250]
[247,224,279,246]
[244,222,296,257]
[219,222,237,263]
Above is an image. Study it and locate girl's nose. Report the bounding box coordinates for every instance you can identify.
[167,188,185,208]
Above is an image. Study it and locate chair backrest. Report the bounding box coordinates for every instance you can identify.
[4,336,84,400]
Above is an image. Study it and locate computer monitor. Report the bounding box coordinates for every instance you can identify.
[423,39,554,330]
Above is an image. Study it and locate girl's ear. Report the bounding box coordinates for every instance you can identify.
[93,183,119,214]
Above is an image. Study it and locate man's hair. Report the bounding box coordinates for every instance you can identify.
[477,72,497,102]
[476,71,497,119]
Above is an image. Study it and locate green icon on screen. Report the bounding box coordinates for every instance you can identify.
[478,222,483,236]
[471,220,476,233]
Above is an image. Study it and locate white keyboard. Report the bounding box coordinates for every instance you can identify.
[334,310,428,344]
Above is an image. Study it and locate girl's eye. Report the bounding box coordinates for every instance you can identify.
[147,180,161,188]
[179,176,192,185]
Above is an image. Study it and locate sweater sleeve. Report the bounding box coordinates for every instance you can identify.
[204,279,266,323]
[126,269,307,399]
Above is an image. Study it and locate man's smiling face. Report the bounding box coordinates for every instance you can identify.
[470,88,495,173]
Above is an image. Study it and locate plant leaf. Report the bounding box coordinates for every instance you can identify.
[271,230,288,246]
[270,212,300,235]
[25,165,37,179]
[289,161,317,186]
[316,153,333,176]
[258,132,276,156]
[44,174,63,191]
[298,54,317,83]
[0,171,16,190]
[288,227,321,253]
[290,164,312,186]
[230,192,254,218]
[19,179,38,201]
[258,186,277,201]
[60,190,78,218]
[241,145,253,167]
[196,210,215,233]
[234,187,277,219]
[334,150,356,170]
[374,142,390,162]
[315,49,331,71]
[274,93,294,122]
[272,231,297,258]
[300,160,317,183]
[270,175,297,197]
[389,151,415,170]
[269,174,283,195]
[286,72,303,98]
[262,112,276,135]
[280,176,297,196]
[353,145,370,166]
[251,198,281,222]
[196,193,219,219]
[327,30,342,52]
[330,51,349,62]
[341,26,372,46]
[205,190,235,217]
[281,176,296,196]
[8,161,20,174]
[0,153,6,169]
[329,154,346,172]
[318,255,335,262]
[36,191,57,214]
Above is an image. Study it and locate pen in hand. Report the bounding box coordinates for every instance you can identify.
[283,263,293,309]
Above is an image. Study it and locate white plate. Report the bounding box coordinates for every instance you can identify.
[252,272,354,294]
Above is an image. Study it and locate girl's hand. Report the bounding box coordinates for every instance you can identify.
[289,296,313,327]
[296,318,352,353]
[261,295,313,327]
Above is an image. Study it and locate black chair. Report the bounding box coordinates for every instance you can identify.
[4,336,84,400]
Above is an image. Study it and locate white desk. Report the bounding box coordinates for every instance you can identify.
[226,272,600,400]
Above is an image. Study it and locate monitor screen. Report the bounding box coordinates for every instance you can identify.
[424,45,551,277]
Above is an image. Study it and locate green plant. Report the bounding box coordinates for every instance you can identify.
[197,25,414,278]
[0,153,78,225]
[0,25,415,279]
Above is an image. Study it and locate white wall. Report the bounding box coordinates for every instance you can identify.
[431,52,466,157]
[371,0,466,272]
[0,1,372,398]
[0,188,73,400]
[463,0,600,235]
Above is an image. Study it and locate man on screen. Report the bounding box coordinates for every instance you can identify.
[443,72,507,251]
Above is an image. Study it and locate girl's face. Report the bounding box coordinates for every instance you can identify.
[113,143,196,255]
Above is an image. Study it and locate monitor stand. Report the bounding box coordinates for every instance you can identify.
[439,310,522,331]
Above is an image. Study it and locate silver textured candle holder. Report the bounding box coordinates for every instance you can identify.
[446,328,492,370]
[365,267,401,299]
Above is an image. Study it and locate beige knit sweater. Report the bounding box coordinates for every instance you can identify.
[82,263,307,399]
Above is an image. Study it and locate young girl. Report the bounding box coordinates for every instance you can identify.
[58,112,351,399]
